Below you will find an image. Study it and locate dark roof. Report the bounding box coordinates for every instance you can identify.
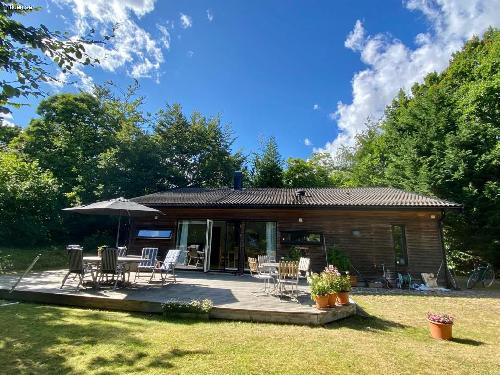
[131,187,461,209]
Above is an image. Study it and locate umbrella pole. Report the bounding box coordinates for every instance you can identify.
[116,216,121,247]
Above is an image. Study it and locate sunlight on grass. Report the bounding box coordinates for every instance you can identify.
[0,293,499,374]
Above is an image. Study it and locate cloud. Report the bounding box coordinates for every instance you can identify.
[1,113,15,127]
[344,20,365,51]
[207,9,214,22]
[187,50,194,58]
[180,13,192,28]
[157,23,171,49]
[50,0,165,87]
[313,104,320,110]
[319,0,500,154]
[304,138,313,146]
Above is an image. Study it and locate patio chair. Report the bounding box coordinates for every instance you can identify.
[133,247,158,283]
[277,261,300,301]
[298,257,311,278]
[60,248,96,290]
[97,247,125,290]
[187,245,201,266]
[257,255,270,266]
[248,257,274,294]
[152,249,181,284]
[117,246,127,257]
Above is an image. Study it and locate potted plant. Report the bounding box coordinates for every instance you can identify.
[308,273,330,309]
[333,275,351,305]
[323,265,340,307]
[427,312,454,340]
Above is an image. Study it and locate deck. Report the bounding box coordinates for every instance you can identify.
[0,270,356,325]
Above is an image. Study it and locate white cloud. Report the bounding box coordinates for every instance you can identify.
[319,0,500,154]
[344,20,365,51]
[304,138,313,146]
[313,104,320,110]
[187,50,194,58]
[1,113,15,127]
[180,13,192,28]
[50,0,165,88]
[157,23,171,49]
[207,9,214,22]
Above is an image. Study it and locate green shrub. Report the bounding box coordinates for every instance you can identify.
[326,246,350,271]
[0,251,13,274]
[161,299,213,315]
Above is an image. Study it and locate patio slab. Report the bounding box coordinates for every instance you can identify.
[0,270,356,325]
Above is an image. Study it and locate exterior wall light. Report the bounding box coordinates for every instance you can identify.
[352,229,361,237]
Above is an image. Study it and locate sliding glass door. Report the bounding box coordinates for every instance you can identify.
[244,221,277,268]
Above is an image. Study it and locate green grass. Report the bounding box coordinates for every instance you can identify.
[0,246,68,272]
[0,293,499,374]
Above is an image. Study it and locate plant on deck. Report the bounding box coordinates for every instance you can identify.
[308,273,330,300]
[162,299,214,315]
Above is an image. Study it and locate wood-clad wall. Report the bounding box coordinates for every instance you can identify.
[129,207,445,280]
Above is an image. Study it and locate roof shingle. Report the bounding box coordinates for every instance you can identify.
[131,187,461,209]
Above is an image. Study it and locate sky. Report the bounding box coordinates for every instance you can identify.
[3,0,500,159]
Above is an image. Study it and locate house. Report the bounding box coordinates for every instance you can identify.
[130,175,461,283]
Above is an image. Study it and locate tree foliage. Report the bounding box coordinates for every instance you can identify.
[0,0,100,115]
[345,28,500,265]
[0,151,62,245]
[251,136,284,187]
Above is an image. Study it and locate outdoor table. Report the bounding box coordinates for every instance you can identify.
[83,256,147,286]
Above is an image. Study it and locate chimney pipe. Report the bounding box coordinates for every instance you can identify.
[233,171,243,190]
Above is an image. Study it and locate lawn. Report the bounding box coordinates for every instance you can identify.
[1,292,499,374]
[0,246,68,272]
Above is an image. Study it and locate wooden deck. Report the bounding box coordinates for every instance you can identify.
[0,270,356,325]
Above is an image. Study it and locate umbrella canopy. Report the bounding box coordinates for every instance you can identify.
[63,197,161,217]
[63,197,162,247]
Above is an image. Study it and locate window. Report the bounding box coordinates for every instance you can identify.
[280,231,322,245]
[136,229,173,239]
[244,222,276,265]
[392,225,408,266]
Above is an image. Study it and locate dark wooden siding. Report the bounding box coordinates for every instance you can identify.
[129,207,444,281]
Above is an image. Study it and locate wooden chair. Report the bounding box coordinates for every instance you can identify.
[187,245,201,266]
[134,247,158,283]
[277,261,300,301]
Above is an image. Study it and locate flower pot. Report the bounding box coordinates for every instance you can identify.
[336,292,350,305]
[315,295,330,309]
[349,275,357,287]
[328,293,337,307]
[428,320,453,340]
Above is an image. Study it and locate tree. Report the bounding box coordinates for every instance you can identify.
[154,103,244,188]
[251,136,284,187]
[0,1,101,115]
[345,28,500,266]
[0,120,20,148]
[284,153,336,187]
[0,151,62,245]
[11,92,119,205]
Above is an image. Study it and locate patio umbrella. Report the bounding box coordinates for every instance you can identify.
[63,197,162,247]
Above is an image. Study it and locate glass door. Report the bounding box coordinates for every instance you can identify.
[204,219,213,272]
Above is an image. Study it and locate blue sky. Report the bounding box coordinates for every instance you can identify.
[4,0,500,159]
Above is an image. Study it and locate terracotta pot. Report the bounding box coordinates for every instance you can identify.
[336,292,350,305]
[315,295,330,309]
[328,293,337,307]
[349,275,357,287]
[428,320,453,340]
